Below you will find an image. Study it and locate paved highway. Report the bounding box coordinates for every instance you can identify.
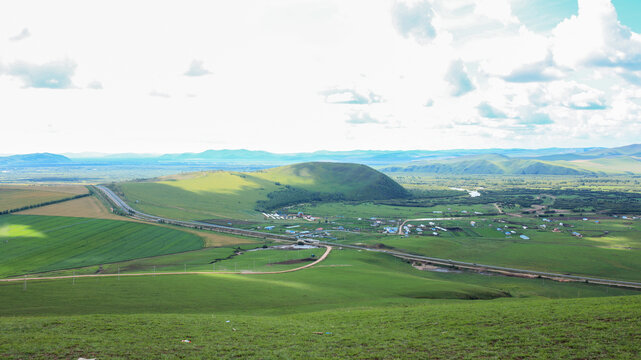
[94,185,641,289]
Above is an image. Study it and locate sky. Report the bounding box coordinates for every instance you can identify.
[1,0,641,155]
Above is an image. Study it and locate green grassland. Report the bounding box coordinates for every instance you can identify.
[329,216,641,281]
[0,215,203,278]
[1,249,639,358]
[29,245,329,277]
[114,162,408,221]
[1,296,639,359]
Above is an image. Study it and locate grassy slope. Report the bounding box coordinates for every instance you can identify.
[117,162,408,220]
[118,171,276,220]
[0,249,639,358]
[1,296,639,359]
[0,215,203,278]
[0,250,511,317]
[29,246,328,277]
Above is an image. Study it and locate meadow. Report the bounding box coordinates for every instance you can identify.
[0,215,203,278]
[27,245,328,277]
[319,216,641,282]
[1,248,639,359]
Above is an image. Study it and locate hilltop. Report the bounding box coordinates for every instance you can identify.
[113,162,408,220]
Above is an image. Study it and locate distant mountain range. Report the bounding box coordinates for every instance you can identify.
[2,144,641,175]
[381,145,641,175]
[0,153,72,166]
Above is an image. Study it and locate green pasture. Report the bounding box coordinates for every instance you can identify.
[344,226,641,281]
[0,248,639,359]
[0,215,203,278]
[31,246,328,277]
[116,171,276,220]
[1,295,640,359]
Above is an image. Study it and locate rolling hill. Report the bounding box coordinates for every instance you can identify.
[380,154,599,175]
[113,162,409,220]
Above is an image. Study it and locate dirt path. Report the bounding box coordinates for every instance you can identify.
[493,203,503,214]
[0,246,333,282]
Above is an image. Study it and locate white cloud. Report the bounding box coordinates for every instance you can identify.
[9,28,30,42]
[552,0,641,72]
[392,0,436,43]
[5,59,76,89]
[346,111,382,124]
[445,59,475,96]
[87,80,103,89]
[184,60,211,77]
[321,88,382,104]
[149,90,170,98]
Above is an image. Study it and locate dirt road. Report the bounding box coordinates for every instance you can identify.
[0,246,332,282]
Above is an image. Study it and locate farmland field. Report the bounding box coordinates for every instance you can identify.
[0,215,203,278]
[17,195,125,220]
[0,185,89,212]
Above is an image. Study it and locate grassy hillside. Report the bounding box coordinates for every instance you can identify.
[0,215,203,278]
[0,248,638,358]
[2,296,639,359]
[115,162,408,220]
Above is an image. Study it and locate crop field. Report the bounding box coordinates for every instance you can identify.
[0,185,89,212]
[0,248,639,358]
[0,215,203,278]
[17,195,125,220]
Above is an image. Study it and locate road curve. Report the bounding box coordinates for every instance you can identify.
[0,246,332,282]
[93,185,641,289]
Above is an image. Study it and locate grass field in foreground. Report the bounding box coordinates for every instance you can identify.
[0,215,203,278]
[1,249,636,317]
[1,295,639,359]
[1,248,639,358]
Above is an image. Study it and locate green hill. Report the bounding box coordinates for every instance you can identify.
[381,154,595,175]
[114,162,408,220]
